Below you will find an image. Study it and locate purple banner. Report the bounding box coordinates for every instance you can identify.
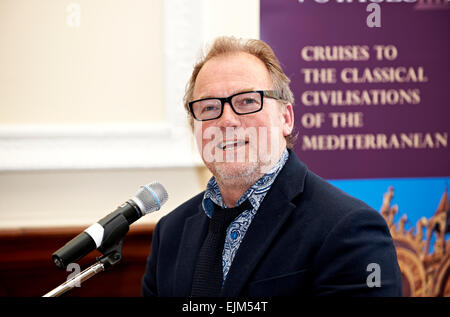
[261,0,450,179]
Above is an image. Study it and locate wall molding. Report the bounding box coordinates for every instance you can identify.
[0,123,202,171]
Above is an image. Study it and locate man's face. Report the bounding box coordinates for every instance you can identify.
[192,52,294,185]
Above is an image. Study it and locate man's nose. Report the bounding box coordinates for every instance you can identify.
[216,102,241,127]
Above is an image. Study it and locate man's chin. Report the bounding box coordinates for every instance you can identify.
[208,161,260,183]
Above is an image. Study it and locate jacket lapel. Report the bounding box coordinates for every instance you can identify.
[221,150,307,296]
[174,205,209,296]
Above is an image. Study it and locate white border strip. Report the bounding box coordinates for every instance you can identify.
[0,123,202,171]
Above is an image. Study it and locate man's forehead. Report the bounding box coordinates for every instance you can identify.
[199,52,268,74]
[193,52,272,98]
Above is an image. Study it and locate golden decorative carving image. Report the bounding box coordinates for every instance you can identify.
[380,186,450,296]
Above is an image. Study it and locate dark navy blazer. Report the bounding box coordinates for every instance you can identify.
[142,150,402,296]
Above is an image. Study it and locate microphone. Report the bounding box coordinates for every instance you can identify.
[52,182,168,269]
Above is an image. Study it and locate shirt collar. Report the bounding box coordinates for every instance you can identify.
[202,149,290,218]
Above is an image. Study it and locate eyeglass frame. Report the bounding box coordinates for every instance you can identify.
[188,90,281,121]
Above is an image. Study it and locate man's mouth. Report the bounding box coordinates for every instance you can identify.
[217,140,248,151]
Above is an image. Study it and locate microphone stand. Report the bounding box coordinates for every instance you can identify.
[43,240,124,297]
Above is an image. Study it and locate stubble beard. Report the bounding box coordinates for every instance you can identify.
[205,159,261,189]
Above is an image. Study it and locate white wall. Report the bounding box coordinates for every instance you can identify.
[0,0,165,124]
[0,0,259,229]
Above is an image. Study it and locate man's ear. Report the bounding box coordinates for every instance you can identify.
[281,103,294,137]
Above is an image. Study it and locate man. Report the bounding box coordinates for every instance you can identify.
[142,36,402,297]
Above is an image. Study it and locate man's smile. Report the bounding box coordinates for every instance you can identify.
[217,140,249,151]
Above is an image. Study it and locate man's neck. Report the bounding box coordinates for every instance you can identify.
[216,174,261,208]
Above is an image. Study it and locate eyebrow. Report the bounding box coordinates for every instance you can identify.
[196,88,257,100]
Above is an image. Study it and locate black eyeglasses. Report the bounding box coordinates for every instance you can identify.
[188,90,281,121]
